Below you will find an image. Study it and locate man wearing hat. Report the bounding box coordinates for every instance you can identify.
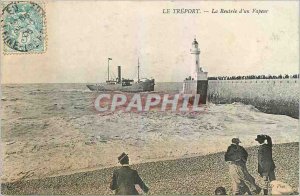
[225,138,261,195]
[110,152,149,195]
[255,134,276,195]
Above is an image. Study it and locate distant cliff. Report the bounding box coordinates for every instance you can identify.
[208,79,299,118]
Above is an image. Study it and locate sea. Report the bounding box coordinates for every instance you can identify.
[1,83,298,183]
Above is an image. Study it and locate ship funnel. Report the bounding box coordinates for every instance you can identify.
[118,66,121,84]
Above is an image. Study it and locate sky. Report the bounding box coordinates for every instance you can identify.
[1,1,299,83]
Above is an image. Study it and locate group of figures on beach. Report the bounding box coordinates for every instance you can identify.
[109,135,286,195]
[222,135,275,195]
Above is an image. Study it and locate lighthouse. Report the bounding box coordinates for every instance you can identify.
[182,38,208,104]
[191,38,200,77]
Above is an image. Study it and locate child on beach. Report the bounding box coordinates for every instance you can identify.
[214,186,227,195]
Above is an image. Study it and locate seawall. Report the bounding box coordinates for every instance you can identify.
[207,79,299,118]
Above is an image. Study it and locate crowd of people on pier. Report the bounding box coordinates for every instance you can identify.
[109,134,294,195]
[208,74,299,80]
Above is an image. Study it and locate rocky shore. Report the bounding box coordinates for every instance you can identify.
[2,142,298,195]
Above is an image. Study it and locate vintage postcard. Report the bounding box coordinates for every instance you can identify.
[1,0,299,195]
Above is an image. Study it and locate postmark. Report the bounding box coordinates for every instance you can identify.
[1,1,46,54]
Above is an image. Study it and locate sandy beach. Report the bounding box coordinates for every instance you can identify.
[2,142,298,195]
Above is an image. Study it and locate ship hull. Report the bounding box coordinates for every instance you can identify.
[87,79,155,92]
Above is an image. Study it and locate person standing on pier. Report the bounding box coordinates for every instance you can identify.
[225,138,261,195]
[110,152,149,195]
[255,135,276,195]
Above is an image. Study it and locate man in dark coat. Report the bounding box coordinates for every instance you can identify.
[225,138,261,195]
[110,152,149,195]
[255,134,276,195]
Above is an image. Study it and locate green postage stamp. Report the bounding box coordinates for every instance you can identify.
[1,1,46,54]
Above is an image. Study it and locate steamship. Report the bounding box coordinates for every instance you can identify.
[86,58,155,92]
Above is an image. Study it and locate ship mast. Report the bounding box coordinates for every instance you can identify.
[138,58,140,83]
[107,58,112,81]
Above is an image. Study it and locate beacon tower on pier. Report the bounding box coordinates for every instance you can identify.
[182,38,208,104]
